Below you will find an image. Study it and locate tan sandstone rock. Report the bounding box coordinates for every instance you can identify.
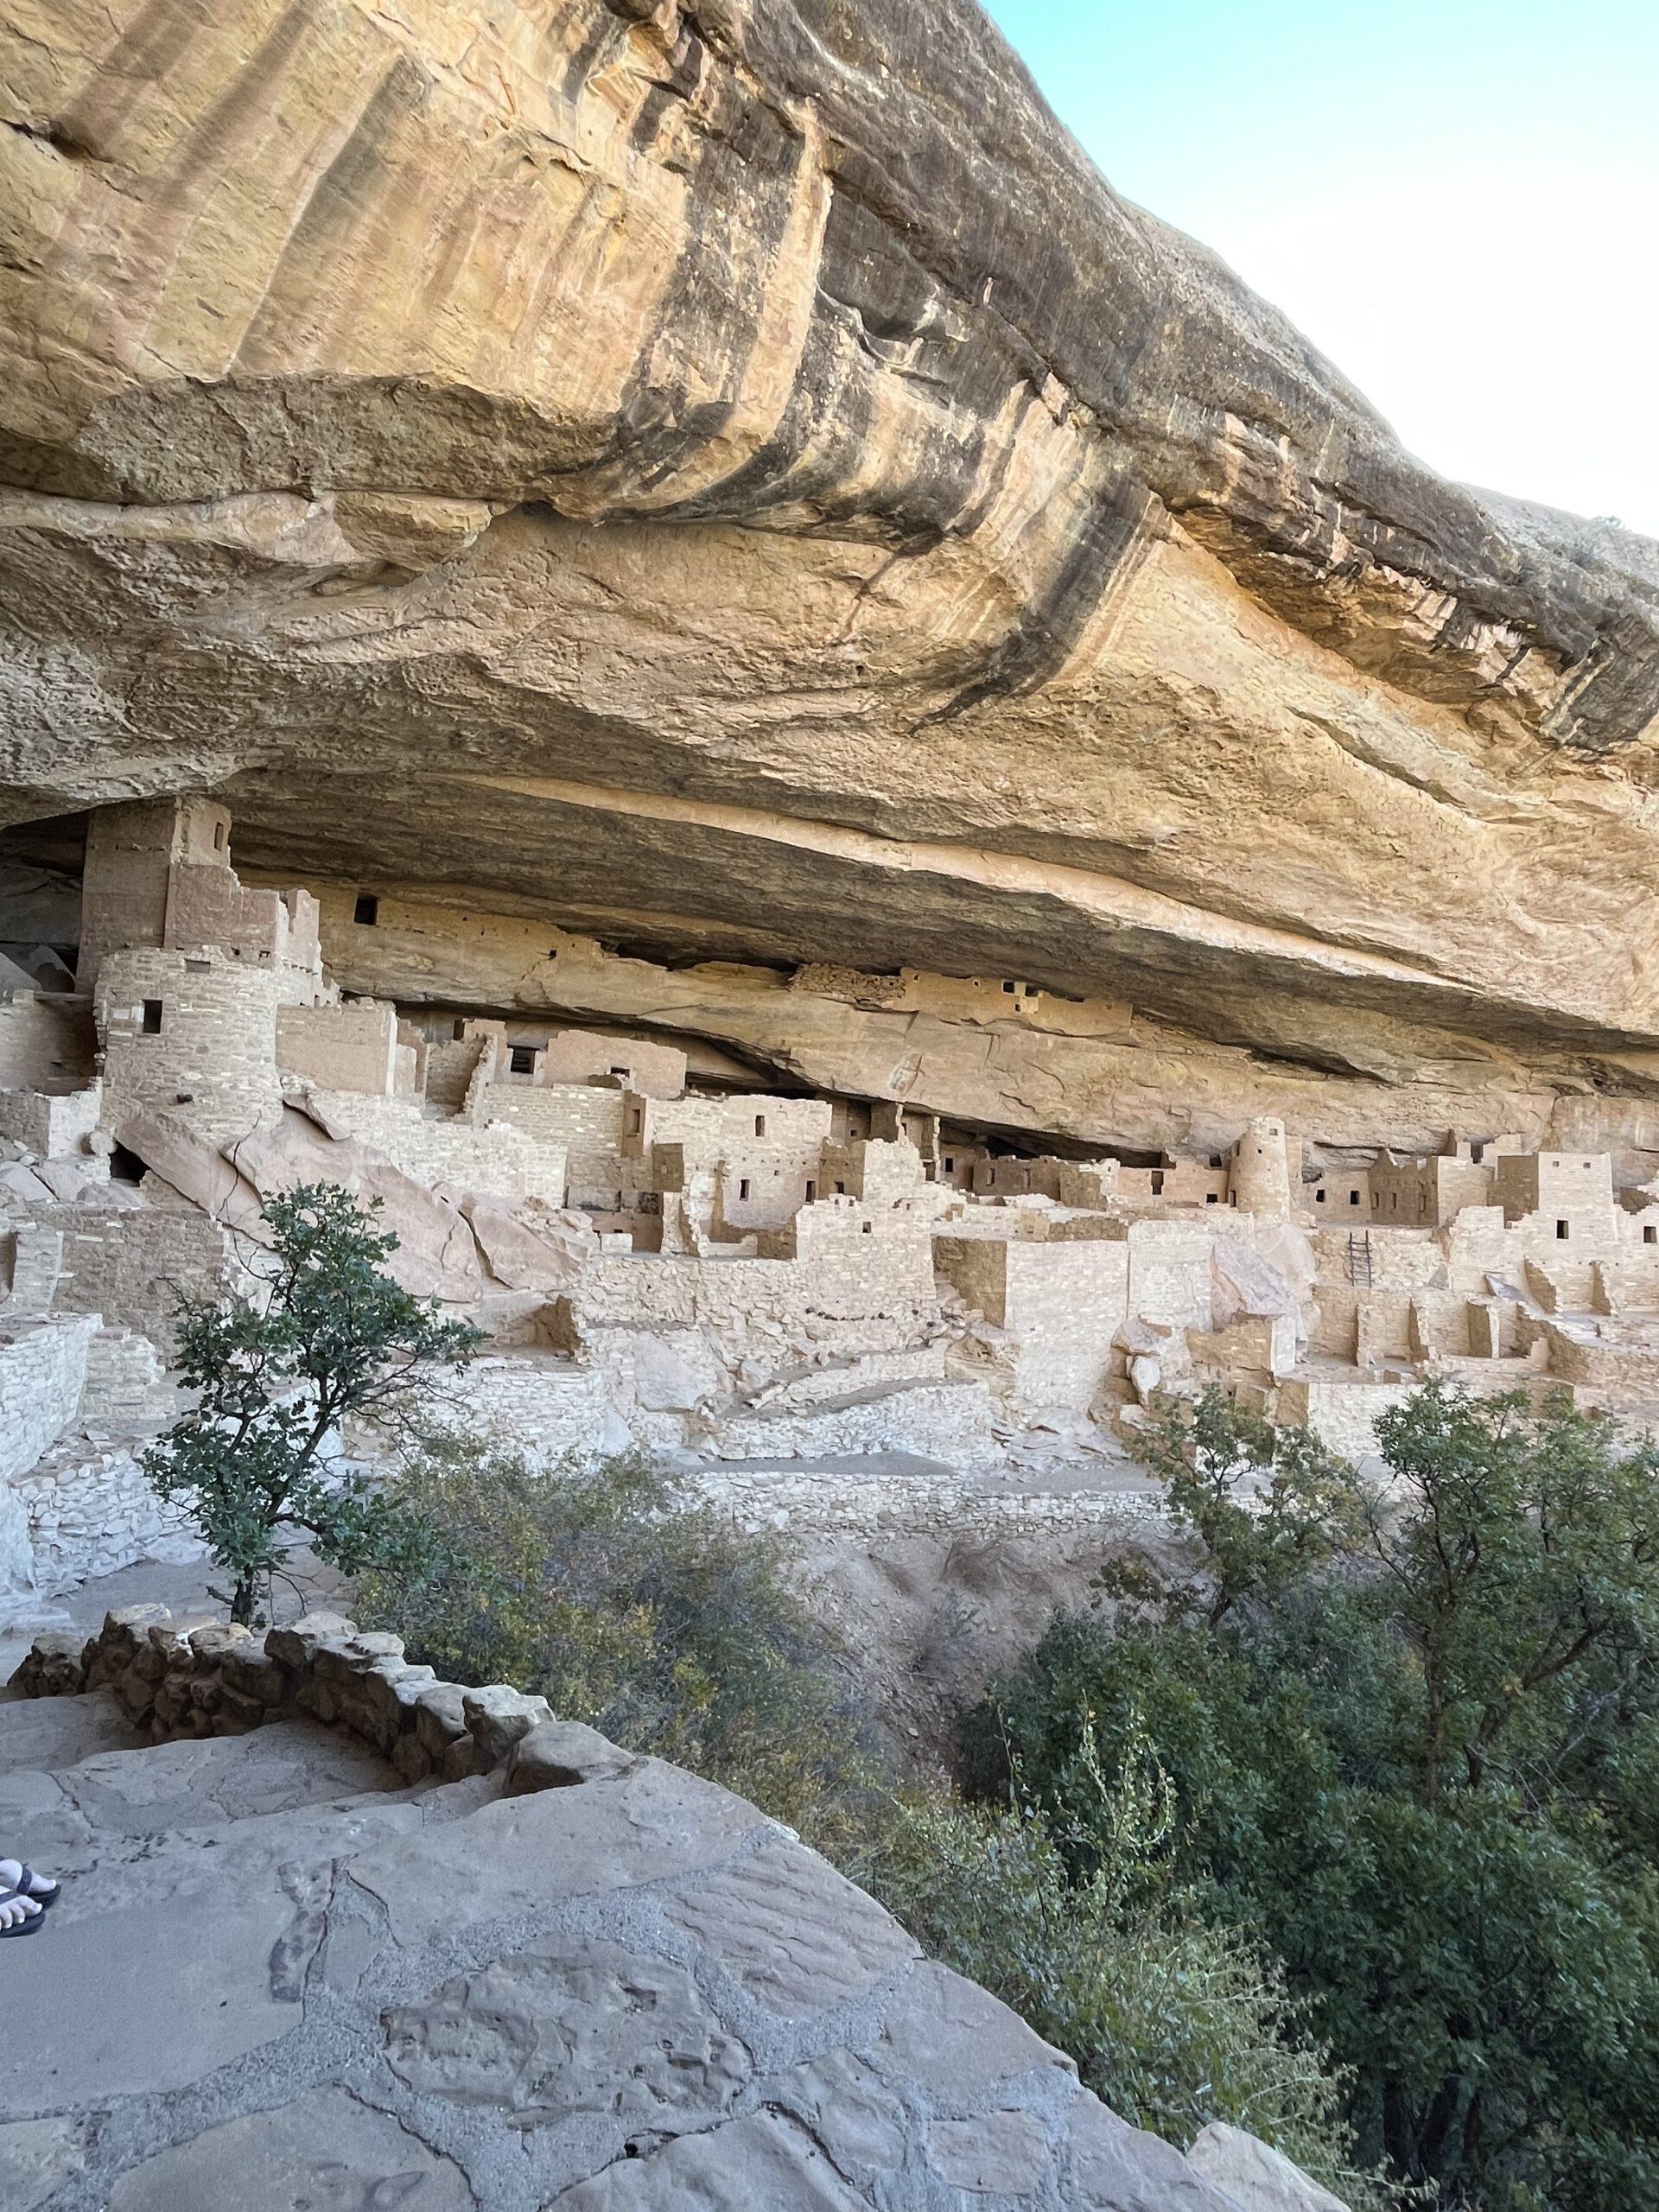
[0,1,1656,1152]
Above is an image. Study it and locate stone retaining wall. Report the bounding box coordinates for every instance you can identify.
[0,1312,95,1483]
[11,1443,201,1594]
[12,1604,628,1793]
[688,1464,1163,1538]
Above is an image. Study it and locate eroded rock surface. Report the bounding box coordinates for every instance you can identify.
[1,1614,1295,2210]
[2,1,1657,1144]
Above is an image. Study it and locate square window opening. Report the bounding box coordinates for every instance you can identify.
[1557,1219,1570,1240]
[141,999,163,1035]
[509,1045,536,1076]
[353,893,378,926]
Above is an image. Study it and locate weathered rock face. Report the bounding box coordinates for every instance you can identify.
[3,0,1658,1143]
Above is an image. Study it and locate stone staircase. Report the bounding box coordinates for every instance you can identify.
[0,1608,1277,2212]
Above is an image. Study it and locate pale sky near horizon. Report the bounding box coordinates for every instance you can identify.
[983,1,1659,537]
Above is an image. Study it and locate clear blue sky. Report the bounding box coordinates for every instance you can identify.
[983,1,1659,536]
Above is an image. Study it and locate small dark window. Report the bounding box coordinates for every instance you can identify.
[944,1156,956,1172]
[627,1108,642,1133]
[1471,1142,1484,1163]
[738,1178,751,1200]
[1556,1219,1569,1240]
[109,1142,146,1185]
[1002,980,1017,995]
[353,893,378,926]
[1205,1192,1218,1204]
[1316,1188,1327,1204]
[213,820,226,850]
[1150,1172,1164,1195]
[804,1180,817,1201]
[754,1113,766,1136]
[141,999,163,1035]
[610,1065,629,1079]
[1645,1226,1656,1246]
[509,1045,535,1076]
[1350,1190,1360,1205]
[453,1019,467,1040]
[835,1180,846,1195]
[861,1222,874,1235]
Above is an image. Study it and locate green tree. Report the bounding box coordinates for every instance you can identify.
[143,1181,482,1625]
[964,1383,1659,2210]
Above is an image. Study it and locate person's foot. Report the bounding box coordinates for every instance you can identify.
[0,1887,41,1933]
[0,1859,58,1909]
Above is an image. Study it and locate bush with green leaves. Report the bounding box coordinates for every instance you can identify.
[354,1440,886,1854]
[143,1181,481,1624]
[861,1713,1401,2212]
[963,1382,1659,2210]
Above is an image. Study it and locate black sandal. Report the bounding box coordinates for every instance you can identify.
[0,1892,44,1937]
[12,1864,58,1911]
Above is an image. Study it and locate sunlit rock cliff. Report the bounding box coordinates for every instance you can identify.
[3,0,1659,1161]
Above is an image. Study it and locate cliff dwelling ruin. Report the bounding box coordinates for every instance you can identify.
[6,797,1659,1601]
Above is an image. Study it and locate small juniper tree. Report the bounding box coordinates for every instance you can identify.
[143,1181,484,1625]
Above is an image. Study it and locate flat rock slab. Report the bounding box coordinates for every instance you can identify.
[3,1888,302,2104]
[50,1721,399,1836]
[105,2085,476,2212]
[0,1689,145,1777]
[2,1700,1247,2212]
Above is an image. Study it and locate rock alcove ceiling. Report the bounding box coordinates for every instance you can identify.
[2,0,1658,1158]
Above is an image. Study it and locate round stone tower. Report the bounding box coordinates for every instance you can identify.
[1230,1116,1292,1219]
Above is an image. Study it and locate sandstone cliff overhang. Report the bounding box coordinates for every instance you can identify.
[2,1,1657,1103]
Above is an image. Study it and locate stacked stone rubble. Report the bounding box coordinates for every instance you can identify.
[14,1603,635,1794]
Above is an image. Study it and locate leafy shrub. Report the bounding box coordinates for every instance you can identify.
[358,1440,885,1854]
[965,1383,1659,2210]
[865,1788,1398,2211]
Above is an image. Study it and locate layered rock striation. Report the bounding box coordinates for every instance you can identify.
[2,0,1657,1146]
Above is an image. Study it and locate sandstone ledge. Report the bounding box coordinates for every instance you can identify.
[3,1607,1317,2209]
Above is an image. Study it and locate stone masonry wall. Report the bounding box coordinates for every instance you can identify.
[574,1207,938,1370]
[0,992,95,1092]
[0,1081,101,1156]
[12,1440,201,1594]
[15,1605,582,1793]
[308,1090,569,1205]
[479,1083,629,1205]
[276,1001,398,1096]
[687,1463,1165,1539]
[1003,1239,1131,1412]
[0,1312,93,1482]
[97,949,291,1141]
[35,1199,237,1353]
